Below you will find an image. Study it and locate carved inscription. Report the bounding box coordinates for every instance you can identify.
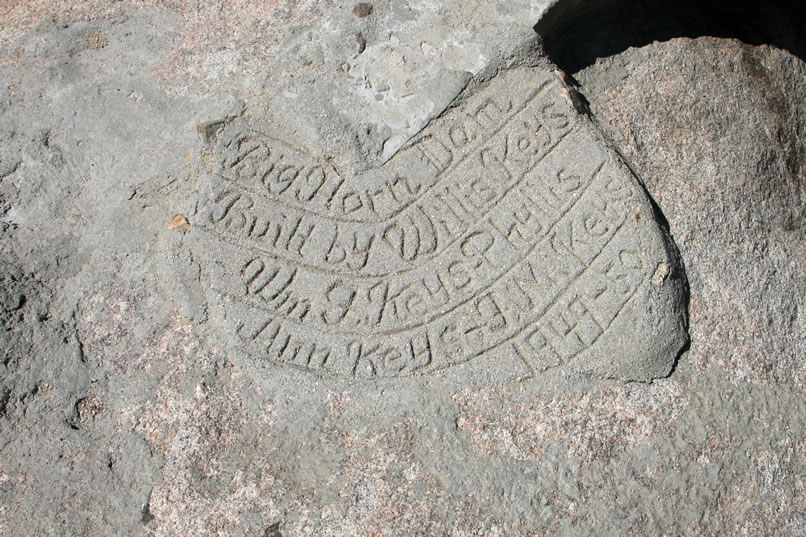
[191,68,668,379]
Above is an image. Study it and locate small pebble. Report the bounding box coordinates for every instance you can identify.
[353,3,373,18]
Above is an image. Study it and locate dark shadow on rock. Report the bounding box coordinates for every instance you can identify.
[536,0,805,74]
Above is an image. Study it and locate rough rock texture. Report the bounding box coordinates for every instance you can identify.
[577,37,806,389]
[574,36,806,534]
[1,1,805,535]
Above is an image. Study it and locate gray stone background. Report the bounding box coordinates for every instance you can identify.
[0,0,804,535]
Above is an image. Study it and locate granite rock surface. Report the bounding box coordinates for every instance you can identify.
[0,1,804,536]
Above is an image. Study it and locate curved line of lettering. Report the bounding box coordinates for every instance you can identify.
[216,80,558,225]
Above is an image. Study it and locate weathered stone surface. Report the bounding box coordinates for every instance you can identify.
[185,65,687,383]
[576,36,806,390]
[1,1,805,536]
[573,36,806,534]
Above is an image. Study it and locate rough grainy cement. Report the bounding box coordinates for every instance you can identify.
[188,64,686,384]
[0,1,804,536]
